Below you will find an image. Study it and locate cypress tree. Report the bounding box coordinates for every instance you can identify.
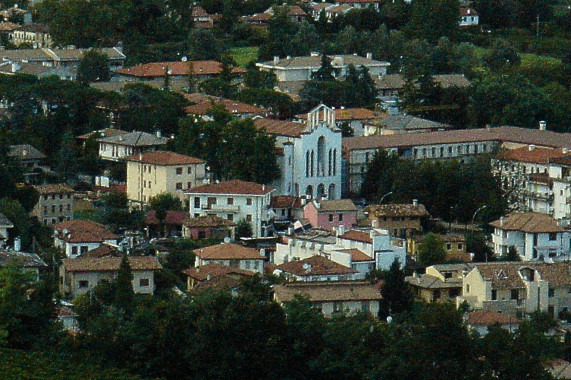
[115,254,134,312]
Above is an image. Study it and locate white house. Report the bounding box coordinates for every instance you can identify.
[254,104,342,200]
[459,7,479,27]
[186,180,275,238]
[193,242,266,274]
[97,131,169,162]
[489,212,570,261]
[53,220,120,258]
[0,213,13,243]
[273,255,359,282]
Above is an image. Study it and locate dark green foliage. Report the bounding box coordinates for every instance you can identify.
[235,219,253,238]
[406,0,460,43]
[466,232,494,262]
[187,29,223,61]
[149,193,182,224]
[484,39,522,71]
[379,259,413,317]
[499,245,521,261]
[56,130,79,181]
[418,233,447,267]
[77,50,112,83]
[115,255,134,312]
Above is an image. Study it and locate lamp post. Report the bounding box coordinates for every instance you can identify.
[379,191,393,205]
[472,205,488,227]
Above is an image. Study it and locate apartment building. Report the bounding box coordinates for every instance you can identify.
[31,184,74,225]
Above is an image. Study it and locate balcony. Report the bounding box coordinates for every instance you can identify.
[201,204,240,212]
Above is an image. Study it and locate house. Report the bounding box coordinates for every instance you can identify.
[10,23,52,48]
[466,310,520,335]
[270,195,304,226]
[0,249,47,281]
[145,210,189,238]
[183,93,267,120]
[366,200,429,239]
[193,242,266,274]
[273,255,358,282]
[0,47,126,69]
[182,215,236,240]
[272,281,382,317]
[406,264,472,303]
[491,145,571,217]
[364,114,454,136]
[274,226,406,275]
[243,5,308,26]
[114,60,245,83]
[254,105,343,200]
[375,74,471,97]
[182,262,254,290]
[56,306,79,332]
[97,131,169,162]
[407,233,467,261]
[191,6,216,28]
[459,7,479,27]
[125,151,206,207]
[0,60,77,80]
[256,53,390,83]
[457,262,571,317]
[342,124,571,195]
[59,254,162,298]
[0,213,13,242]
[334,0,382,11]
[77,128,128,148]
[304,199,357,231]
[31,184,74,225]
[9,144,45,169]
[186,180,275,238]
[53,219,120,258]
[490,212,570,261]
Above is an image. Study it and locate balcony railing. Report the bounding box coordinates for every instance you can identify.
[201,204,240,212]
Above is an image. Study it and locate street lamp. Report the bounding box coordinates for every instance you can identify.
[379,191,393,205]
[472,205,488,227]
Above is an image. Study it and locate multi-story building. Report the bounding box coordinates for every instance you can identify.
[186,180,275,238]
[490,212,570,261]
[98,131,169,162]
[273,255,359,282]
[10,23,52,48]
[31,184,74,225]
[457,262,571,317]
[407,233,469,262]
[303,199,357,231]
[254,104,342,199]
[193,242,266,274]
[0,47,126,69]
[125,151,206,207]
[366,200,429,239]
[343,124,571,195]
[294,107,387,137]
[406,264,472,303]
[53,220,120,258]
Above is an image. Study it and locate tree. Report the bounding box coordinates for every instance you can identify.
[466,232,493,262]
[359,149,399,200]
[484,39,521,71]
[405,0,460,43]
[418,233,446,266]
[379,259,413,317]
[235,219,253,238]
[77,50,111,83]
[187,29,223,61]
[114,254,134,312]
[56,129,79,181]
[499,245,521,261]
[149,193,182,236]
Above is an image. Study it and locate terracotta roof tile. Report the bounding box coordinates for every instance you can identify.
[186,179,274,195]
[62,255,162,272]
[311,199,357,212]
[335,248,373,262]
[124,151,204,165]
[77,128,128,140]
[497,146,569,164]
[276,255,357,276]
[182,262,254,281]
[273,281,382,302]
[489,212,564,233]
[466,310,520,325]
[339,230,373,244]
[367,203,429,217]
[271,195,302,209]
[183,93,266,116]
[296,108,386,121]
[116,60,245,77]
[34,184,74,195]
[54,220,119,243]
[253,117,307,137]
[183,215,236,228]
[474,262,571,289]
[146,210,190,225]
[194,242,266,260]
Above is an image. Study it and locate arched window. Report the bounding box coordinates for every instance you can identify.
[306,185,313,198]
[294,183,299,196]
[306,151,310,177]
[317,184,325,199]
[332,149,337,175]
[311,150,315,177]
[317,136,326,177]
[328,184,336,200]
[328,149,332,176]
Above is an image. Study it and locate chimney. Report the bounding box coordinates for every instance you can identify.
[287,226,293,235]
[11,62,20,73]
[563,148,569,155]
[301,197,306,206]
[262,184,265,192]
[207,274,212,281]
[412,199,418,207]
[139,153,143,161]
[500,216,505,226]
[370,229,377,239]
[371,219,378,228]
[273,56,279,64]
[156,130,162,138]
[303,262,312,273]
[314,200,320,209]
[22,148,27,156]
[310,51,319,57]
[260,248,266,257]
[286,55,291,60]
[13,237,20,252]
[539,120,546,131]
[528,144,536,151]
[338,225,345,236]
[366,52,373,60]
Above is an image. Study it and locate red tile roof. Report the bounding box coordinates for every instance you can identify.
[186,179,274,195]
[271,195,303,209]
[116,60,245,77]
[339,230,373,244]
[182,262,255,281]
[253,117,307,138]
[184,93,267,116]
[335,248,374,262]
[497,146,569,164]
[54,220,119,243]
[296,108,387,121]
[367,203,430,217]
[489,212,564,233]
[146,210,190,226]
[276,255,357,276]
[183,215,236,228]
[62,255,162,272]
[194,242,266,260]
[124,151,204,165]
[466,310,520,325]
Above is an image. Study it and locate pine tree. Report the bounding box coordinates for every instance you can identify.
[115,254,134,312]
[380,259,413,317]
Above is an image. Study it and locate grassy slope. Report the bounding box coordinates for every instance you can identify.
[229,47,259,67]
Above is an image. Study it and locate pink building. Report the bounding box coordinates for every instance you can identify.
[304,199,357,231]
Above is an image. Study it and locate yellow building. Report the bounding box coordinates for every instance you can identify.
[125,151,206,207]
[407,233,467,261]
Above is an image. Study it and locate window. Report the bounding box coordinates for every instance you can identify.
[52,205,56,213]
[43,206,47,215]
[227,214,233,221]
[361,301,370,312]
[207,197,217,206]
[511,289,518,300]
[81,246,88,254]
[67,204,71,211]
[329,214,334,222]
[548,287,555,297]
[78,280,89,288]
[246,198,252,205]
[187,167,192,174]
[245,260,251,269]
[491,289,497,300]
[246,214,252,222]
[338,214,343,222]
[227,198,234,205]
[139,278,150,287]
[187,182,192,189]
[333,302,342,312]
[444,272,452,279]
[194,197,200,208]
[446,243,452,250]
[466,284,470,293]
[71,246,78,256]
[433,289,441,301]
[549,233,557,241]
[59,205,63,213]
[175,183,182,190]
[176,167,183,175]
[458,243,463,250]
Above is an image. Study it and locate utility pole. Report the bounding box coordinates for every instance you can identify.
[536,14,540,38]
